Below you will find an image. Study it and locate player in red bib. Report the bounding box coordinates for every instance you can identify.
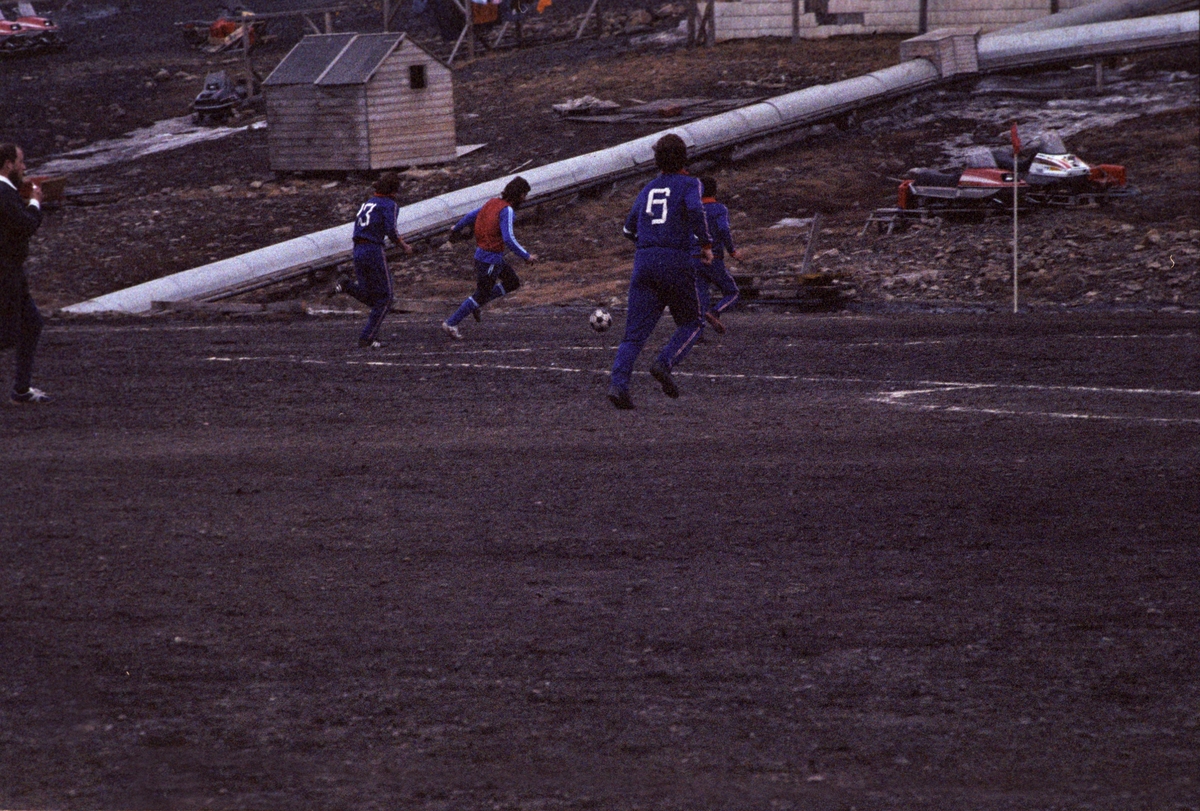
[441,177,538,340]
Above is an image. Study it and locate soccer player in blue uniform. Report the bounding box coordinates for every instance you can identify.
[693,175,741,335]
[337,172,412,349]
[441,176,538,340]
[607,134,713,410]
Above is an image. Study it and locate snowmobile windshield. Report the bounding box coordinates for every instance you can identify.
[1039,132,1068,154]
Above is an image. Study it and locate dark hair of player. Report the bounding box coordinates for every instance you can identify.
[653,134,688,174]
[700,175,717,198]
[373,172,401,197]
[502,176,531,206]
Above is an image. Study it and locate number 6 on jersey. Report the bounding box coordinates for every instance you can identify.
[646,188,670,224]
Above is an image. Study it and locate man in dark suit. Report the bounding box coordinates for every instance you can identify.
[0,142,47,404]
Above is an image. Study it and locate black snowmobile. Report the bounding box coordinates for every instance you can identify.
[192,71,250,125]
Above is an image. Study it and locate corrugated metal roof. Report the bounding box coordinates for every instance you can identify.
[318,33,405,86]
[264,32,409,88]
[263,33,357,87]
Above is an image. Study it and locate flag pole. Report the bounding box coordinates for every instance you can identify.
[1011,123,1021,314]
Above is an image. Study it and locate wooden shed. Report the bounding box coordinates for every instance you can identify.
[262,32,456,172]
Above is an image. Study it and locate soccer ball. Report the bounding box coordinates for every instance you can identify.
[589,308,613,333]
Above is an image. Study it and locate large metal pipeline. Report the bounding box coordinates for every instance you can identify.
[980,8,1198,68]
[62,60,942,315]
[1001,0,1197,34]
[62,9,1200,315]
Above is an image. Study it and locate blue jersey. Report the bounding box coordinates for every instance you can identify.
[692,199,735,260]
[352,195,401,246]
[623,172,712,253]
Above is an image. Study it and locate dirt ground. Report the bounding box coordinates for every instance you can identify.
[2,4,1200,809]
[0,1,1196,314]
[2,310,1199,809]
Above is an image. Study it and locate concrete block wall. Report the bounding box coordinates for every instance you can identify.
[712,0,1095,40]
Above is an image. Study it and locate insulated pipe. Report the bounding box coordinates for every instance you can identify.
[1000,0,1197,34]
[979,9,1199,70]
[62,61,939,315]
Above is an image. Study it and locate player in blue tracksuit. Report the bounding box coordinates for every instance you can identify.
[441,176,538,340]
[337,172,412,348]
[607,134,713,410]
[692,175,741,336]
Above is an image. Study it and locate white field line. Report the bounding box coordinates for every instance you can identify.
[840,332,1198,349]
[871,383,1200,425]
[206,355,1200,425]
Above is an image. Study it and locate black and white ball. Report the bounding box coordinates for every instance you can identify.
[588,308,613,333]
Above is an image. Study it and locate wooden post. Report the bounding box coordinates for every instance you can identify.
[576,0,602,40]
[792,0,801,43]
[687,0,696,46]
[447,0,471,62]
[800,212,822,276]
[383,0,405,32]
[918,0,927,34]
[324,11,333,32]
[242,14,253,86]
[1012,150,1020,313]
[468,3,475,58]
[704,0,715,46]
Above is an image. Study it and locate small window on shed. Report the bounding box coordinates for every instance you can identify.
[409,64,427,90]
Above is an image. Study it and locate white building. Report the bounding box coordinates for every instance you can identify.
[712,0,1096,41]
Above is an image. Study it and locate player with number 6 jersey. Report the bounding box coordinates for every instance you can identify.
[606,134,712,410]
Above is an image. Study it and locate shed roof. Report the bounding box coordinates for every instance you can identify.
[263,32,419,88]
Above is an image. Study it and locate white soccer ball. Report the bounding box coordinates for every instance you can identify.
[589,307,613,333]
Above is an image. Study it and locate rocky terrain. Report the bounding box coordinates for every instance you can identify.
[1,0,1196,315]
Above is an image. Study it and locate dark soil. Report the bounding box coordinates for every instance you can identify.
[1,310,1199,809]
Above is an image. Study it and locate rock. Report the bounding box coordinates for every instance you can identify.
[770,217,814,229]
[154,68,171,82]
[625,9,654,29]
